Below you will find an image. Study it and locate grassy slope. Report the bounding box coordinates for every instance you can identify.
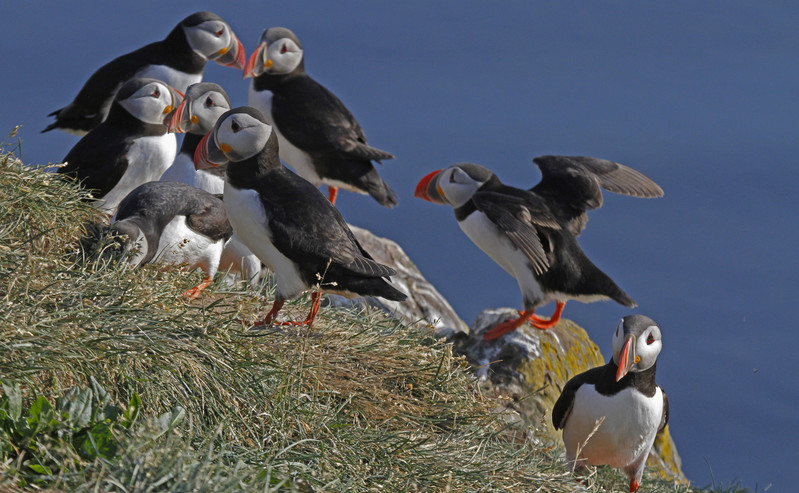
[0,144,717,492]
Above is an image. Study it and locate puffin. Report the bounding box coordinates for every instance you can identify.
[414,157,663,340]
[551,314,668,492]
[58,77,183,214]
[43,11,245,135]
[163,82,232,193]
[244,27,398,207]
[162,82,263,286]
[111,181,233,299]
[194,106,407,326]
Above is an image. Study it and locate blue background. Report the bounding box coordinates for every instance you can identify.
[3,2,797,490]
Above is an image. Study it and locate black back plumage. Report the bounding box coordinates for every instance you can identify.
[42,12,218,134]
[226,129,405,301]
[57,101,166,198]
[112,181,232,264]
[252,54,398,207]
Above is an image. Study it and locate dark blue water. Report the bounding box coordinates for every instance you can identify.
[4,2,797,490]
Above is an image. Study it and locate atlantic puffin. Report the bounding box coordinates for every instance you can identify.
[111,181,233,299]
[552,314,668,492]
[43,11,244,135]
[163,82,232,193]
[414,157,663,340]
[163,82,262,286]
[194,107,406,325]
[58,77,183,214]
[244,27,397,207]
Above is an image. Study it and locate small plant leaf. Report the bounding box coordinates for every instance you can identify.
[154,406,185,438]
[120,392,141,429]
[2,380,22,421]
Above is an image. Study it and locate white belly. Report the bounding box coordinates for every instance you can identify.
[136,65,202,94]
[96,133,176,214]
[160,152,226,195]
[218,233,264,287]
[562,385,664,469]
[151,215,223,277]
[224,183,307,300]
[248,84,321,185]
[459,211,545,307]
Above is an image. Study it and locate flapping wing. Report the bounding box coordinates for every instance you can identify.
[533,155,664,211]
[471,190,560,275]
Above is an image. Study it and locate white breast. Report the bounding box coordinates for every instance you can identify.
[459,211,545,307]
[562,385,664,469]
[136,65,202,94]
[151,215,224,278]
[160,152,225,195]
[218,234,263,287]
[223,183,307,300]
[248,84,321,186]
[95,133,176,214]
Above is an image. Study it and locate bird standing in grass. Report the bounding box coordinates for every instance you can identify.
[552,314,668,492]
[244,27,397,207]
[43,11,245,135]
[163,82,263,287]
[194,107,406,326]
[111,181,233,299]
[415,157,663,340]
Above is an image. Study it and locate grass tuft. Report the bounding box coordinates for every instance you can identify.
[0,142,713,491]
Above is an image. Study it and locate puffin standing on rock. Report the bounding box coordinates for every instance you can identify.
[552,314,669,492]
[43,11,245,135]
[111,181,233,299]
[244,27,398,207]
[57,78,183,214]
[415,157,663,340]
[194,107,406,326]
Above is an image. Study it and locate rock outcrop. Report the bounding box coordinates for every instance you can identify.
[324,225,469,338]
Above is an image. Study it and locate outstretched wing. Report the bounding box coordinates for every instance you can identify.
[471,190,560,275]
[532,155,663,211]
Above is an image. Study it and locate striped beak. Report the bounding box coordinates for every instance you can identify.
[414,169,446,204]
[213,33,246,69]
[616,335,637,382]
[243,42,267,79]
[193,130,227,170]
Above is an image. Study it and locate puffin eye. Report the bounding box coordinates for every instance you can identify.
[151,88,161,98]
[646,334,655,345]
[280,43,288,54]
[231,121,241,133]
[205,96,214,107]
[216,28,224,37]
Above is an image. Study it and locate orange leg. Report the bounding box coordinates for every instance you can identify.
[630,479,640,492]
[250,292,323,327]
[327,186,339,205]
[527,301,565,329]
[483,309,536,340]
[182,277,212,299]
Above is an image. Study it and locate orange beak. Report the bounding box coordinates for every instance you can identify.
[616,335,637,382]
[414,169,446,204]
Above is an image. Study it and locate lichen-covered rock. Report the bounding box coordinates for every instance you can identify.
[452,307,686,484]
[324,225,469,338]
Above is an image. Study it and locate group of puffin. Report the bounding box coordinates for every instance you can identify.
[44,11,669,492]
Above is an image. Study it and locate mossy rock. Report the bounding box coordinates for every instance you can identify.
[452,307,686,484]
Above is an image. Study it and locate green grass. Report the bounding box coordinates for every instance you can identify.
[0,141,719,492]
